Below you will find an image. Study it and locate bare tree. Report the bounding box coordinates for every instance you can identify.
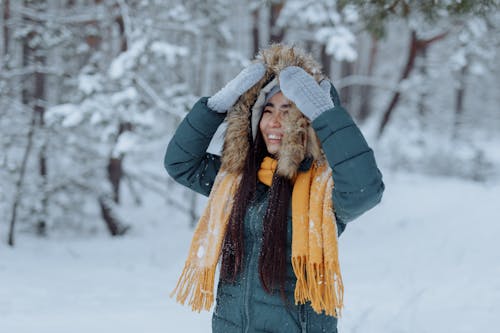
[377,30,448,138]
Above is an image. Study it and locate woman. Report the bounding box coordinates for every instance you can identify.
[165,44,384,332]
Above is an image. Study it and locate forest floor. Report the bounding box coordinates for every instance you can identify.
[1,170,499,333]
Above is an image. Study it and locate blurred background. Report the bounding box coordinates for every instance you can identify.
[1,1,499,332]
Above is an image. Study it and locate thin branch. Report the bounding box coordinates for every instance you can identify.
[134,76,184,119]
[125,169,169,197]
[421,31,449,47]
[166,196,193,216]
[44,172,95,197]
[336,75,401,93]
[0,65,65,79]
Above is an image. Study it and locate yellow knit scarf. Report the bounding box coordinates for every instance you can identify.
[171,157,344,317]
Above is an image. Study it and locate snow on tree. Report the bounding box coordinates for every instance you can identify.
[1,0,500,245]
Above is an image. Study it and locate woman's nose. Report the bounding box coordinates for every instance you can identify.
[270,113,282,127]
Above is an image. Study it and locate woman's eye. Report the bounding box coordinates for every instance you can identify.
[263,109,271,113]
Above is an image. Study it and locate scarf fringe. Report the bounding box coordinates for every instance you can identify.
[292,255,308,303]
[170,264,216,312]
[292,256,344,317]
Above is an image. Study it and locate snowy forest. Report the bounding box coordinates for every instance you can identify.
[1,1,500,332]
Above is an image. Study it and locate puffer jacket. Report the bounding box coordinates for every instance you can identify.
[164,86,384,332]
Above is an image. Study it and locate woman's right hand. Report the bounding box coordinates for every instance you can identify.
[207,62,266,113]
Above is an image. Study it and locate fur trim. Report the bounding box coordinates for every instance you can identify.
[221,44,327,178]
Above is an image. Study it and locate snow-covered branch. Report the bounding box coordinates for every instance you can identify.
[0,65,65,79]
[335,75,401,92]
[10,3,117,24]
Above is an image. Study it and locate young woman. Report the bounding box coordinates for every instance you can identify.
[165,44,384,333]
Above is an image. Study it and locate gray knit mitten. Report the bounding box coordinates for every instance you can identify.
[207,62,266,113]
[319,79,332,97]
[279,66,334,121]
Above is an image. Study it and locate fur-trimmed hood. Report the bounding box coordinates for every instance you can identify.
[221,44,328,179]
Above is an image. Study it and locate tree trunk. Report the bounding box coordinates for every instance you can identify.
[104,120,131,235]
[251,8,259,55]
[7,0,22,103]
[377,30,448,138]
[114,14,128,54]
[200,36,216,96]
[340,60,355,107]
[0,0,6,59]
[258,5,269,50]
[377,30,418,138]
[415,46,428,134]
[453,64,468,139]
[98,195,130,236]
[320,44,332,79]
[8,114,36,246]
[357,35,378,122]
[107,156,123,204]
[108,121,132,204]
[99,8,131,235]
[35,67,48,236]
[18,0,49,237]
[269,2,284,44]
[189,192,197,228]
[253,4,274,56]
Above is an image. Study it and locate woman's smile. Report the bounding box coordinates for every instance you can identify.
[267,133,282,141]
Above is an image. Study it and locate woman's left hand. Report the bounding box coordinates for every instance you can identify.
[279,66,334,121]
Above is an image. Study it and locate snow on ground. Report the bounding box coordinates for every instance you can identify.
[1,171,499,333]
[338,172,500,333]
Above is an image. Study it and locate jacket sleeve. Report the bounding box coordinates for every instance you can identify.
[312,85,385,231]
[164,97,225,197]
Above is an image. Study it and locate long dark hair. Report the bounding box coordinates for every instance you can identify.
[220,126,293,300]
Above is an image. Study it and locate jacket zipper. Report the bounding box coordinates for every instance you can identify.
[243,200,260,333]
[300,304,307,333]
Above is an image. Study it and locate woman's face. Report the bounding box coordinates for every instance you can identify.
[259,92,291,155]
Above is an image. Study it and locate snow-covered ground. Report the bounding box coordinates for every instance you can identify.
[1,171,499,333]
